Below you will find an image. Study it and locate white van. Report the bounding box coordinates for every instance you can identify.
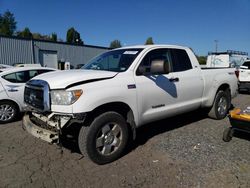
[206,51,248,68]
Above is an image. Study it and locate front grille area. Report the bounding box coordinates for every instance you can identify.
[24,80,50,112]
[24,86,44,109]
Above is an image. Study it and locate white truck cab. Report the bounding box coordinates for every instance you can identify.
[23,45,238,164]
[239,60,250,92]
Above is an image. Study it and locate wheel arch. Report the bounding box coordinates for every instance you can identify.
[207,83,232,119]
[214,83,231,104]
[217,83,231,93]
[86,102,137,140]
[203,83,231,108]
[0,99,20,112]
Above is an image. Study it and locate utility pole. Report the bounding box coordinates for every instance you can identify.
[214,40,218,52]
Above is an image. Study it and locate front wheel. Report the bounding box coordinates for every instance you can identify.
[78,111,129,164]
[208,90,231,120]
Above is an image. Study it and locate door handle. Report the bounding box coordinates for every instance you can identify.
[8,89,19,92]
[169,77,179,82]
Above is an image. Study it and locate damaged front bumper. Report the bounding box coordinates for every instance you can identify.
[22,112,86,143]
[23,114,59,143]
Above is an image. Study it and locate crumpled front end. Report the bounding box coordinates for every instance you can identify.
[22,111,81,143]
[23,79,87,143]
[23,114,59,143]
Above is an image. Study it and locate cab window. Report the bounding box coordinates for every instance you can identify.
[170,49,192,72]
[136,49,172,75]
[242,61,250,69]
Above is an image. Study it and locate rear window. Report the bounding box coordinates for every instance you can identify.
[242,61,250,69]
[171,49,192,72]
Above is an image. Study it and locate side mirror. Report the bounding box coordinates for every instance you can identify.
[150,60,170,74]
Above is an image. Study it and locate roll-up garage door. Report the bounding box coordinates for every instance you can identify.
[39,50,58,68]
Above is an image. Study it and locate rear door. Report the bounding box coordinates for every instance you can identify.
[170,49,204,111]
[1,71,29,107]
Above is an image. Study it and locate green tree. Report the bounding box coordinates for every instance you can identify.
[145,37,154,45]
[66,27,83,45]
[32,32,52,41]
[0,10,17,36]
[196,56,207,65]
[109,40,122,48]
[32,32,42,39]
[51,32,57,41]
[16,27,33,38]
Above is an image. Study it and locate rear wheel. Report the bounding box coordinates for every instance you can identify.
[208,89,231,120]
[0,101,18,124]
[78,111,129,164]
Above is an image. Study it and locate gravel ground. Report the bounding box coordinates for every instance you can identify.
[0,94,250,188]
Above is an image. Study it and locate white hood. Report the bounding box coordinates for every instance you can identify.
[33,70,118,89]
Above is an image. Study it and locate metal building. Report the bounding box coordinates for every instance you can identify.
[0,35,110,69]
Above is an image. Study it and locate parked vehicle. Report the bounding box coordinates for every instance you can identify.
[238,60,250,92]
[0,64,13,69]
[206,50,248,68]
[13,63,42,67]
[23,45,238,164]
[0,67,56,123]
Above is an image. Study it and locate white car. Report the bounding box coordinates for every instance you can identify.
[0,67,55,123]
[239,60,250,92]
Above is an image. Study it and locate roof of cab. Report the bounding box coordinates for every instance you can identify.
[116,44,189,50]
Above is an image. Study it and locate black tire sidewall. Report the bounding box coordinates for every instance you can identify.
[0,101,18,124]
[79,112,128,164]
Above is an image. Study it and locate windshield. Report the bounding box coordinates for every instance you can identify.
[83,48,143,72]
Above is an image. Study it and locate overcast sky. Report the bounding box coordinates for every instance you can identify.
[1,0,249,56]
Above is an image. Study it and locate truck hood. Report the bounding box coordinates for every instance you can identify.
[33,70,118,89]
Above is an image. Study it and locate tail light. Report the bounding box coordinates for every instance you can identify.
[235,70,239,78]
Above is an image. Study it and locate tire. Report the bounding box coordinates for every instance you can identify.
[78,111,129,164]
[223,127,233,142]
[0,101,18,124]
[208,89,231,120]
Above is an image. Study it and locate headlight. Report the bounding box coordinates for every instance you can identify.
[50,90,83,105]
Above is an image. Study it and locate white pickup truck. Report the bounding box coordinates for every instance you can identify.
[23,45,238,164]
